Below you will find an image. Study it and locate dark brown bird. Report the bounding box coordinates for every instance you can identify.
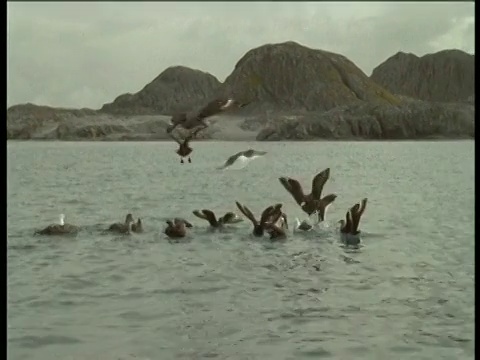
[164,218,193,239]
[169,126,205,164]
[34,214,80,236]
[338,198,368,245]
[108,213,134,233]
[166,98,249,134]
[235,201,283,237]
[132,218,143,233]
[264,212,289,240]
[278,168,337,222]
[192,209,243,228]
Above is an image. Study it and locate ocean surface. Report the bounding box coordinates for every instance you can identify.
[7,140,475,360]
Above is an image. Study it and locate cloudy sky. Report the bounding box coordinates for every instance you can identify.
[7,1,474,109]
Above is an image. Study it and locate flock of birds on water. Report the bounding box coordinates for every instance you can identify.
[34,97,368,246]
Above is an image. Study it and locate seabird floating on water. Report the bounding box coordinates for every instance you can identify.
[35,214,80,236]
[264,212,289,240]
[338,198,368,245]
[164,218,193,239]
[107,213,136,235]
[235,201,283,237]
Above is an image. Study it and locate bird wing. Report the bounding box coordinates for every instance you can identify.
[311,168,330,200]
[316,193,338,222]
[278,177,305,206]
[266,211,282,226]
[351,198,368,233]
[235,201,258,226]
[260,203,282,225]
[200,209,218,226]
[344,209,354,233]
[348,203,361,233]
[192,210,207,220]
[218,152,243,169]
[196,98,226,120]
[185,124,208,141]
[166,113,187,133]
[168,130,183,145]
[171,112,187,124]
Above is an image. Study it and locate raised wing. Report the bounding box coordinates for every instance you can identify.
[168,130,183,145]
[348,203,361,233]
[311,168,330,200]
[200,209,218,227]
[124,213,134,223]
[218,152,242,169]
[316,193,338,222]
[343,210,353,233]
[235,201,258,226]
[260,203,282,225]
[197,98,228,120]
[166,113,187,133]
[278,177,305,205]
[192,210,207,220]
[351,198,367,233]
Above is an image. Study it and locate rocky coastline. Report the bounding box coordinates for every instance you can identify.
[7,41,475,141]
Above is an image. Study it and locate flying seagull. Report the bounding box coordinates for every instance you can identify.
[217,149,267,170]
[166,98,249,134]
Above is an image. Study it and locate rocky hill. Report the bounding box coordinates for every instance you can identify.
[100,66,221,115]
[370,50,474,103]
[220,41,400,112]
[7,42,474,141]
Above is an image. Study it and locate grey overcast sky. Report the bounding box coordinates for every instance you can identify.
[7,1,475,109]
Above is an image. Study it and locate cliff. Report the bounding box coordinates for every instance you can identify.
[7,42,474,141]
[370,50,474,103]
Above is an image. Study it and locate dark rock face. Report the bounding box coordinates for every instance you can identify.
[7,43,475,141]
[100,66,221,115]
[256,101,474,141]
[371,50,474,103]
[7,103,97,140]
[6,103,173,141]
[221,41,401,112]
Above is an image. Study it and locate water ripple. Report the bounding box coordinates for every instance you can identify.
[7,141,474,360]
